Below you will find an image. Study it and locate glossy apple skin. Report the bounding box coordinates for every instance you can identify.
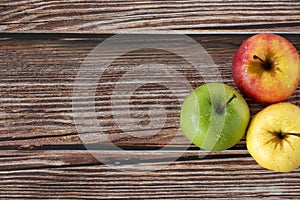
[247,102,300,172]
[232,33,300,103]
[180,83,250,151]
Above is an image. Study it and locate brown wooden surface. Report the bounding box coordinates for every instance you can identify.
[0,0,300,34]
[1,1,300,199]
[1,33,299,199]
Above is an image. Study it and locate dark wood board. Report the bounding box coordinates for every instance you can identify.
[0,33,300,199]
[1,0,300,198]
[0,0,299,33]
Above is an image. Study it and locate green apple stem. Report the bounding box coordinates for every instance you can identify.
[253,55,272,70]
[216,94,237,114]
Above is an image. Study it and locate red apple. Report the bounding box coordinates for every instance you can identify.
[232,33,300,103]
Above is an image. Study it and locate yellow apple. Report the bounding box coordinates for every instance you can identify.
[247,102,300,172]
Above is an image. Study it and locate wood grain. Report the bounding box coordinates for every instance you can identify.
[1,2,300,198]
[0,0,300,33]
[0,150,299,199]
[0,33,300,199]
[1,34,300,149]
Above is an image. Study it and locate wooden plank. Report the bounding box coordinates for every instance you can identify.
[0,0,299,33]
[0,150,299,199]
[0,150,250,170]
[0,34,300,149]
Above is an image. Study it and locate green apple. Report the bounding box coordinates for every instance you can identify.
[247,102,300,172]
[180,83,250,151]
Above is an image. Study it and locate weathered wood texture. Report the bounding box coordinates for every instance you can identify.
[1,1,300,198]
[0,150,299,199]
[0,33,300,199]
[0,0,300,33]
[1,34,299,149]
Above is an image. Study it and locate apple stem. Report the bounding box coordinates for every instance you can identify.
[216,94,237,114]
[253,55,272,70]
[285,133,300,137]
[253,55,265,63]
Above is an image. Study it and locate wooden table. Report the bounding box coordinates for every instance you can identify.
[1,1,300,199]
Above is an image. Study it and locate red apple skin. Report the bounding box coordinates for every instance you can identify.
[232,33,300,103]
